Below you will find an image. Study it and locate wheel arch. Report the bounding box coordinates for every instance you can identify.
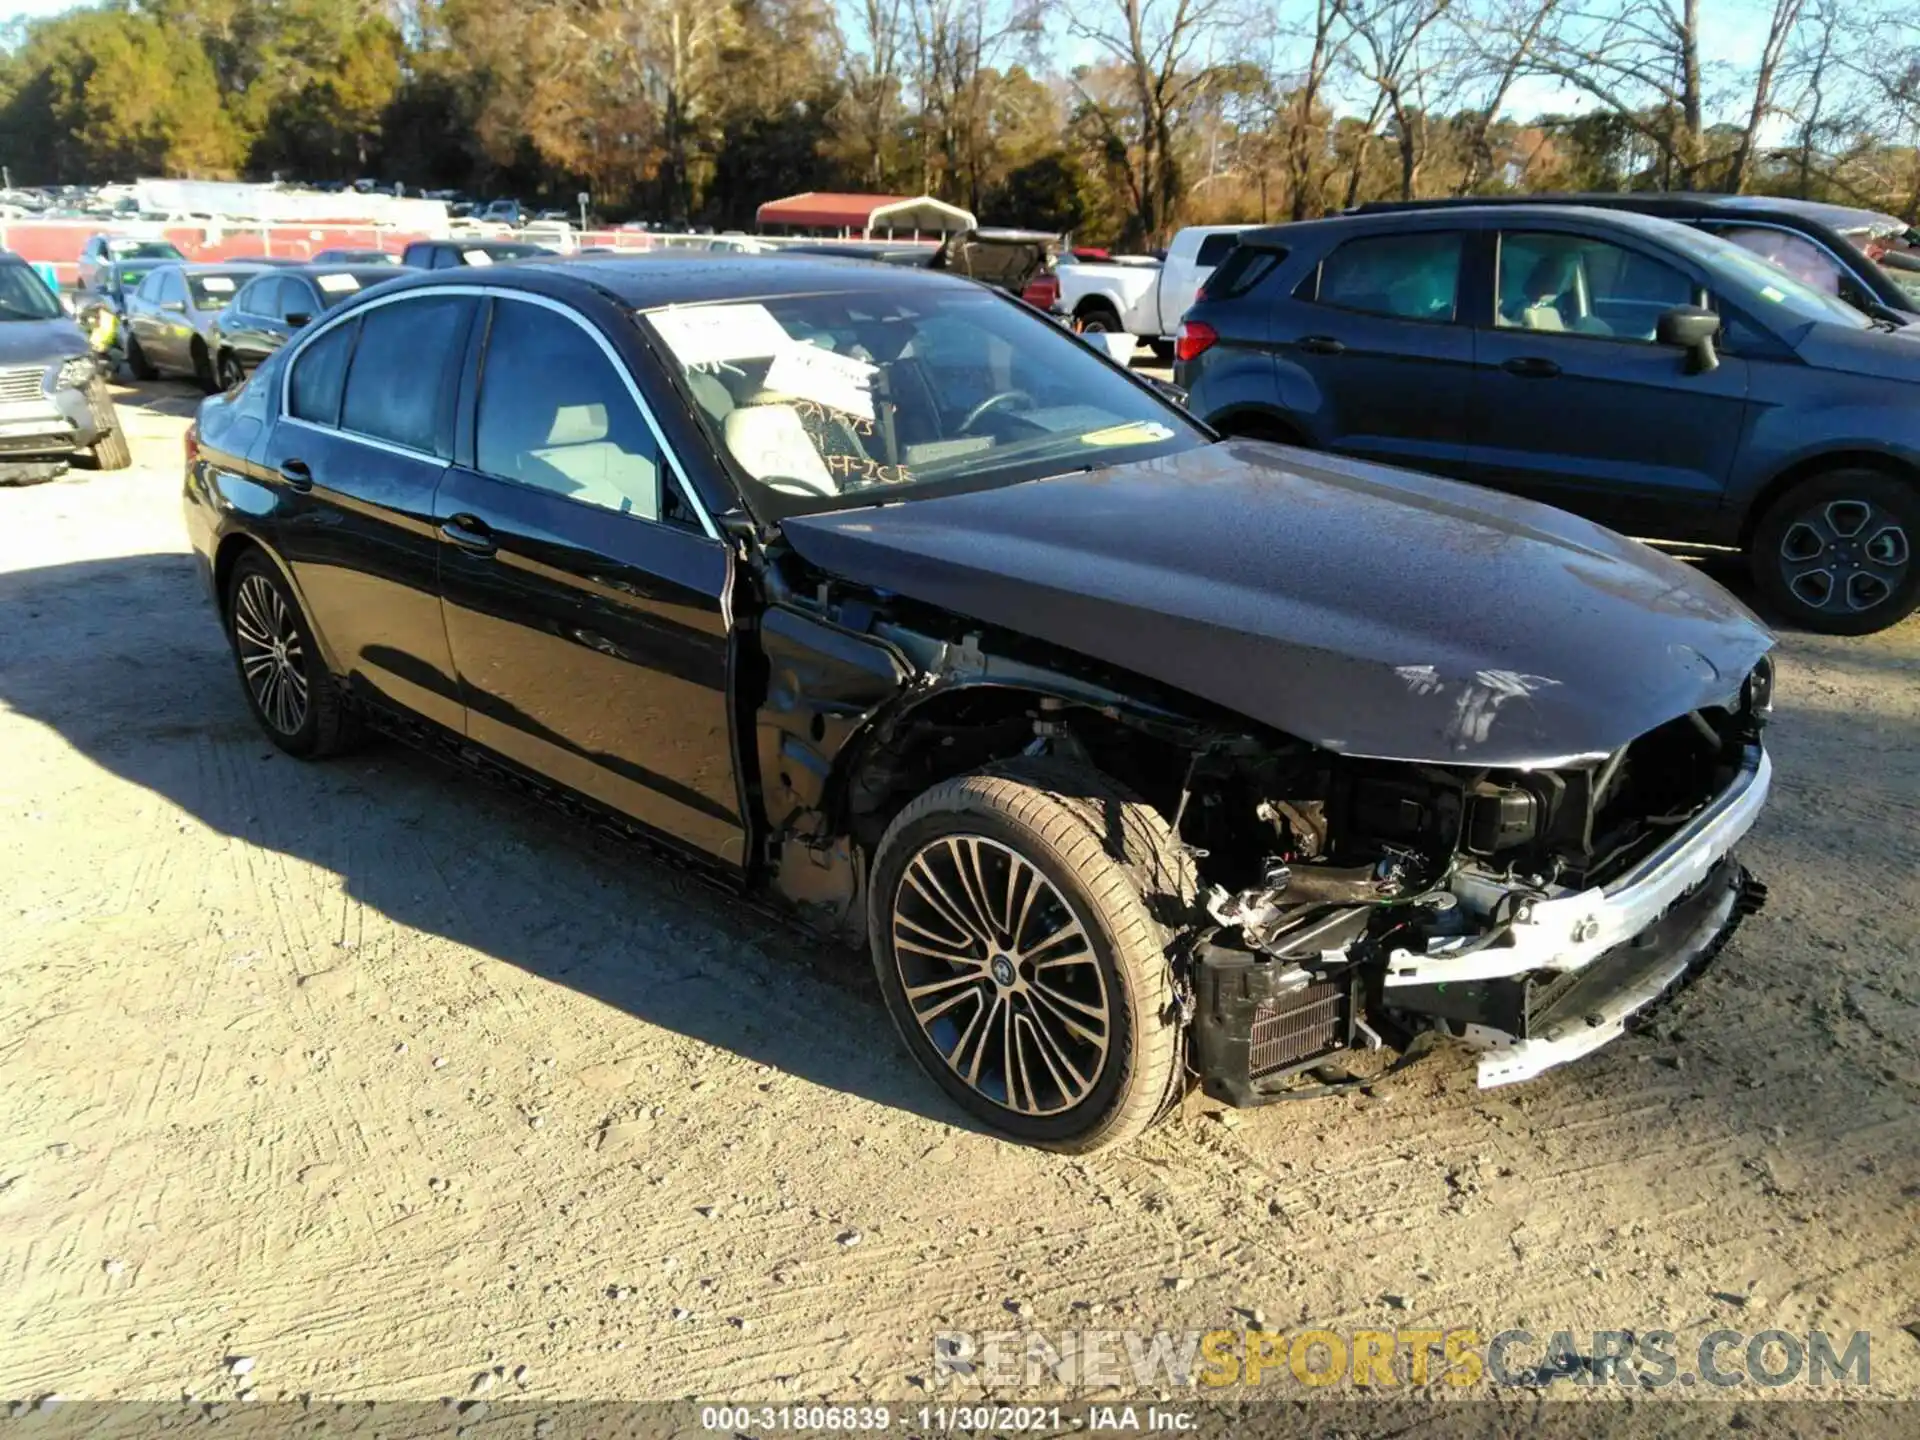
[1072,294,1123,325]
[1740,449,1920,548]
[1206,404,1311,446]
[212,531,345,674]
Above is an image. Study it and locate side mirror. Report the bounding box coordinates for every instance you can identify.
[285,311,312,328]
[1656,304,1722,373]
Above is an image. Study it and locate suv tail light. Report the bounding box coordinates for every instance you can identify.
[184,421,199,471]
[1175,320,1217,363]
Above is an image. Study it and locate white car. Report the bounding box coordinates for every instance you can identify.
[1054,225,1257,355]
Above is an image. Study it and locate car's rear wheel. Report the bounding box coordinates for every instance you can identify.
[868,758,1195,1151]
[216,349,245,391]
[226,553,357,758]
[124,331,157,381]
[1075,302,1120,335]
[1751,470,1920,635]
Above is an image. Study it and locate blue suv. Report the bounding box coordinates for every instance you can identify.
[1176,205,1920,634]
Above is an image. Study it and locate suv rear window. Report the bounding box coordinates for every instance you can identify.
[1311,232,1463,322]
[1195,233,1242,267]
[1203,245,1286,300]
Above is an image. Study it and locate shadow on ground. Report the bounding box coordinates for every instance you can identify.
[0,550,984,1136]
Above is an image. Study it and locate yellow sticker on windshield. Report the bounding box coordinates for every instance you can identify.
[1080,422,1174,446]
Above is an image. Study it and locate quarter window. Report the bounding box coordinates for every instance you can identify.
[1313,232,1462,322]
[1195,233,1241,267]
[475,299,668,521]
[288,319,357,425]
[1496,232,1694,340]
[339,295,473,456]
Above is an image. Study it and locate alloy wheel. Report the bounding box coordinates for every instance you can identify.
[1779,498,1910,615]
[218,353,244,390]
[232,573,310,736]
[890,834,1110,1117]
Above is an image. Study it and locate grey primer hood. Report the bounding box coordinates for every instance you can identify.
[0,317,88,368]
[780,440,1774,767]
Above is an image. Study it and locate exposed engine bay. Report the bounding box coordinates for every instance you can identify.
[753,556,1775,1108]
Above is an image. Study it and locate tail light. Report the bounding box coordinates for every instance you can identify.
[1175,320,1217,363]
[1023,273,1060,310]
[184,421,199,471]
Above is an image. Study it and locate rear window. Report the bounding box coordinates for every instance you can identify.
[188,273,249,309]
[1202,245,1286,300]
[1195,233,1242,267]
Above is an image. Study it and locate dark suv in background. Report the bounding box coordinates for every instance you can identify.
[1177,204,1920,634]
[1355,192,1919,322]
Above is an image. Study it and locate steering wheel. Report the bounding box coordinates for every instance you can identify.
[957,389,1035,434]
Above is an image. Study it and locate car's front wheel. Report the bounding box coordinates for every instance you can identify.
[1751,470,1919,634]
[868,759,1195,1151]
[226,553,357,757]
[215,349,245,391]
[124,331,157,381]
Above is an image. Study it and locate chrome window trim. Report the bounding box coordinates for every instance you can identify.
[279,282,719,541]
[281,413,440,466]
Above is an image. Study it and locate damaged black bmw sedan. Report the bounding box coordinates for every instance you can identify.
[183,254,1775,1150]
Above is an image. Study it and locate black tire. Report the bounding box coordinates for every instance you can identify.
[81,381,132,470]
[225,552,359,758]
[1075,303,1121,335]
[191,338,216,393]
[216,349,246,391]
[868,757,1196,1152]
[1750,469,1920,635]
[1149,337,1176,363]
[124,331,157,381]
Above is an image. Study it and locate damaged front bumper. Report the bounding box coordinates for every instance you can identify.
[1189,744,1771,1103]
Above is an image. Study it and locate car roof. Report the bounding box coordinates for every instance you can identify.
[1238,203,1699,247]
[179,260,270,273]
[272,264,411,285]
[1350,191,1902,232]
[367,250,987,307]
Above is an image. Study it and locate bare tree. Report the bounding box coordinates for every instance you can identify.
[1726,0,1806,192]
[1284,0,1349,218]
[1344,0,1454,201]
[1450,0,1562,193]
[1069,0,1227,242]
[1513,0,1708,187]
[842,0,908,188]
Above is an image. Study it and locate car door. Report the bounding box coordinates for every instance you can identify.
[259,291,474,732]
[432,291,746,866]
[148,268,197,372]
[1282,227,1477,471]
[1467,227,1750,537]
[124,269,164,354]
[221,277,275,371]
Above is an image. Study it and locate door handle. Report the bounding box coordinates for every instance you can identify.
[1501,356,1562,378]
[1297,335,1346,356]
[440,514,496,556]
[278,458,313,491]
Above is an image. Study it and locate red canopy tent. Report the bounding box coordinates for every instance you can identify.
[754,192,977,238]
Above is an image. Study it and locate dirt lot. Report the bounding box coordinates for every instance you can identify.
[1,382,1917,1410]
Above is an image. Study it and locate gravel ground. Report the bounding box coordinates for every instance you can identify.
[1,381,1917,1411]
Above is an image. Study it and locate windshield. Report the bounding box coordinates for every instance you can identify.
[1681,226,1872,329]
[187,272,250,309]
[0,262,63,321]
[643,285,1203,516]
[106,240,183,261]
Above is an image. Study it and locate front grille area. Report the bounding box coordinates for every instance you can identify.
[1249,980,1345,1078]
[0,364,47,403]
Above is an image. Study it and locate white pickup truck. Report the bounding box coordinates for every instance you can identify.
[1053,225,1257,356]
